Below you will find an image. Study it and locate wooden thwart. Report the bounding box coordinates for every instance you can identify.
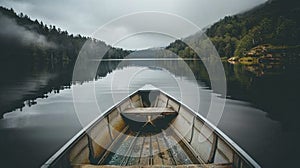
[122,108,177,115]
[42,87,259,168]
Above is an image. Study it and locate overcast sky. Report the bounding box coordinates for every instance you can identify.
[0,0,267,49]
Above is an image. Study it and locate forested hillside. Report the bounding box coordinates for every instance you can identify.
[0,6,129,67]
[0,6,131,114]
[168,0,300,58]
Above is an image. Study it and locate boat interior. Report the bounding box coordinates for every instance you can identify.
[44,89,256,168]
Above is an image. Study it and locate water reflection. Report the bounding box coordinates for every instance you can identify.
[0,58,299,167]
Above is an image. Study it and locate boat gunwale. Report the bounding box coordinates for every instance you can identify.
[158,89,261,168]
[41,89,141,167]
[41,86,260,168]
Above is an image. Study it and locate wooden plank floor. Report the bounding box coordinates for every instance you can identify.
[73,164,233,168]
[74,164,233,168]
[101,128,199,166]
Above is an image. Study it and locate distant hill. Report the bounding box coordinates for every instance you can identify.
[167,0,300,58]
[0,6,132,115]
[0,6,129,67]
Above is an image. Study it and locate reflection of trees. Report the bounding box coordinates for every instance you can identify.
[243,63,283,77]
[2,48,300,128]
[0,61,73,118]
[233,64,253,88]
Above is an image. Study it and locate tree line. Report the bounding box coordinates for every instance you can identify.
[0,6,130,70]
[167,0,300,58]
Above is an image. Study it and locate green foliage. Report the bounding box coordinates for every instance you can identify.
[0,6,129,68]
[167,0,300,58]
[208,0,300,57]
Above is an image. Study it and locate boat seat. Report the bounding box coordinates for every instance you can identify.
[73,163,232,168]
[122,107,177,115]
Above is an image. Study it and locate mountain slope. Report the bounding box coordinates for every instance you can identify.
[167,0,300,58]
[0,6,130,115]
[0,6,129,66]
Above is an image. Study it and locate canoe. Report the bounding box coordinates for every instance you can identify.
[42,85,260,168]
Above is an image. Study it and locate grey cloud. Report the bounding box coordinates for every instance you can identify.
[115,33,176,50]
[92,12,201,50]
[0,0,267,35]
[0,0,267,49]
[0,13,56,48]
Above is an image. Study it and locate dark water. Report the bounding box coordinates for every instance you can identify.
[0,59,299,168]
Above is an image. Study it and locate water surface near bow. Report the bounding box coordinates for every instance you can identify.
[0,59,299,168]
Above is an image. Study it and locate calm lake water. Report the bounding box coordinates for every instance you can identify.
[0,59,299,168]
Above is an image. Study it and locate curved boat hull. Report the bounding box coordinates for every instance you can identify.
[42,85,260,168]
